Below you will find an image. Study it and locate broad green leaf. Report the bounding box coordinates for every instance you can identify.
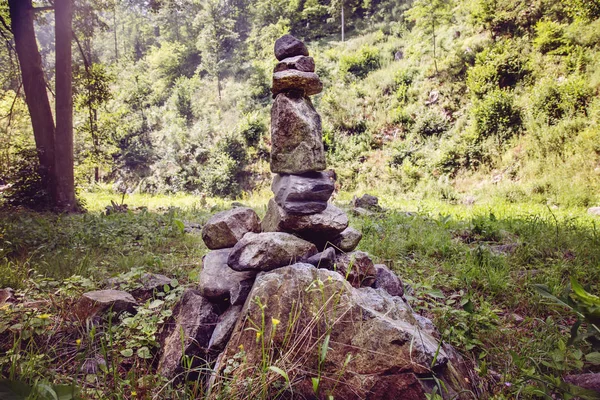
[268,366,290,387]
[585,352,600,365]
[425,288,445,299]
[120,348,134,357]
[148,299,164,309]
[137,346,152,359]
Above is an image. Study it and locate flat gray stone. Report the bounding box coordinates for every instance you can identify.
[199,248,256,303]
[588,207,600,216]
[272,172,334,215]
[76,290,137,321]
[261,199,348,248]
[227,232,317,272]
[272,70,323,97]
[274,55,315,73]
[201,207,261,250]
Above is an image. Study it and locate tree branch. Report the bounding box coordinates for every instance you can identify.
[72,30,90,71]
[0,15,12,34]
[33,6,55,12]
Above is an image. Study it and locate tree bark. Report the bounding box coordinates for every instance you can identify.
[8,0,56,195]
[55,0,76,211]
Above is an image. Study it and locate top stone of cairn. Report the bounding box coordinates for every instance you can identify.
[275,34,309,61]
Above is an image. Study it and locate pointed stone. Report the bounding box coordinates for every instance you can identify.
[158,290,218,379]
[270,92,326,174]
[373,264,404,297]
[333,251,376,288]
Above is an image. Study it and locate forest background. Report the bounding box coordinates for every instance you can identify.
[0,0,598,209]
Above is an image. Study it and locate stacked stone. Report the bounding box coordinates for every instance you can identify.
[157,34,403,379]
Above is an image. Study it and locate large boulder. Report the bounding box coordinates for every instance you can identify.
[333,251,376,288]
[212,264,476,399]
[199,248,256,304]
[158,290,219,379]
[274,55,315,73]
[272,70,323,97]
[272,171,335,215]
[201,207,261,250]
[262,199,348,247]
[227,232,317,272]
[75,290,137,321]
[270,93,326,174]
[274,34,309,61]
[329,227,362,252]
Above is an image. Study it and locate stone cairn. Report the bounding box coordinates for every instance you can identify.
[156,35,476,399]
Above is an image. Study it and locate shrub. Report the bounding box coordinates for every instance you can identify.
[1,148,52,211]
[217,134,248,166]
[412,108,449,137]
[472,89,522,141]
[467,40,530,98]
[339,45,381,79]
[238,113,266,147]
[200,152,240,197]
[534,20,567,54]
[531,76,593,124]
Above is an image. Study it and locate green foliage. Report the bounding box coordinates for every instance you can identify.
[1,149,52,211]
[339,45,381,79]
[238,113,266,148]
[534,20,568,54]
[412,108,449,137]
[531,76,592,124]
[471,89,522,141]
[467,40,530,98]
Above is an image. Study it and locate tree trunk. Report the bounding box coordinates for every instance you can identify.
[8,0,56,196]
[55,0,76,211]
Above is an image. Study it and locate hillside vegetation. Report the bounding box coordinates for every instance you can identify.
[1,0,599,207]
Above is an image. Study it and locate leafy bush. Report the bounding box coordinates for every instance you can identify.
[200,152,240,197]
[238,113,267,147]
[531,76,592,124]
[1,148,52,211]
[412,108,449,137]
[467,40,530,98]
[534,20,568,54]
[472,89,522,141]
[339,45,381,79]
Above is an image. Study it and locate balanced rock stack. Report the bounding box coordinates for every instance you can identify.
[157,35,477,400]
